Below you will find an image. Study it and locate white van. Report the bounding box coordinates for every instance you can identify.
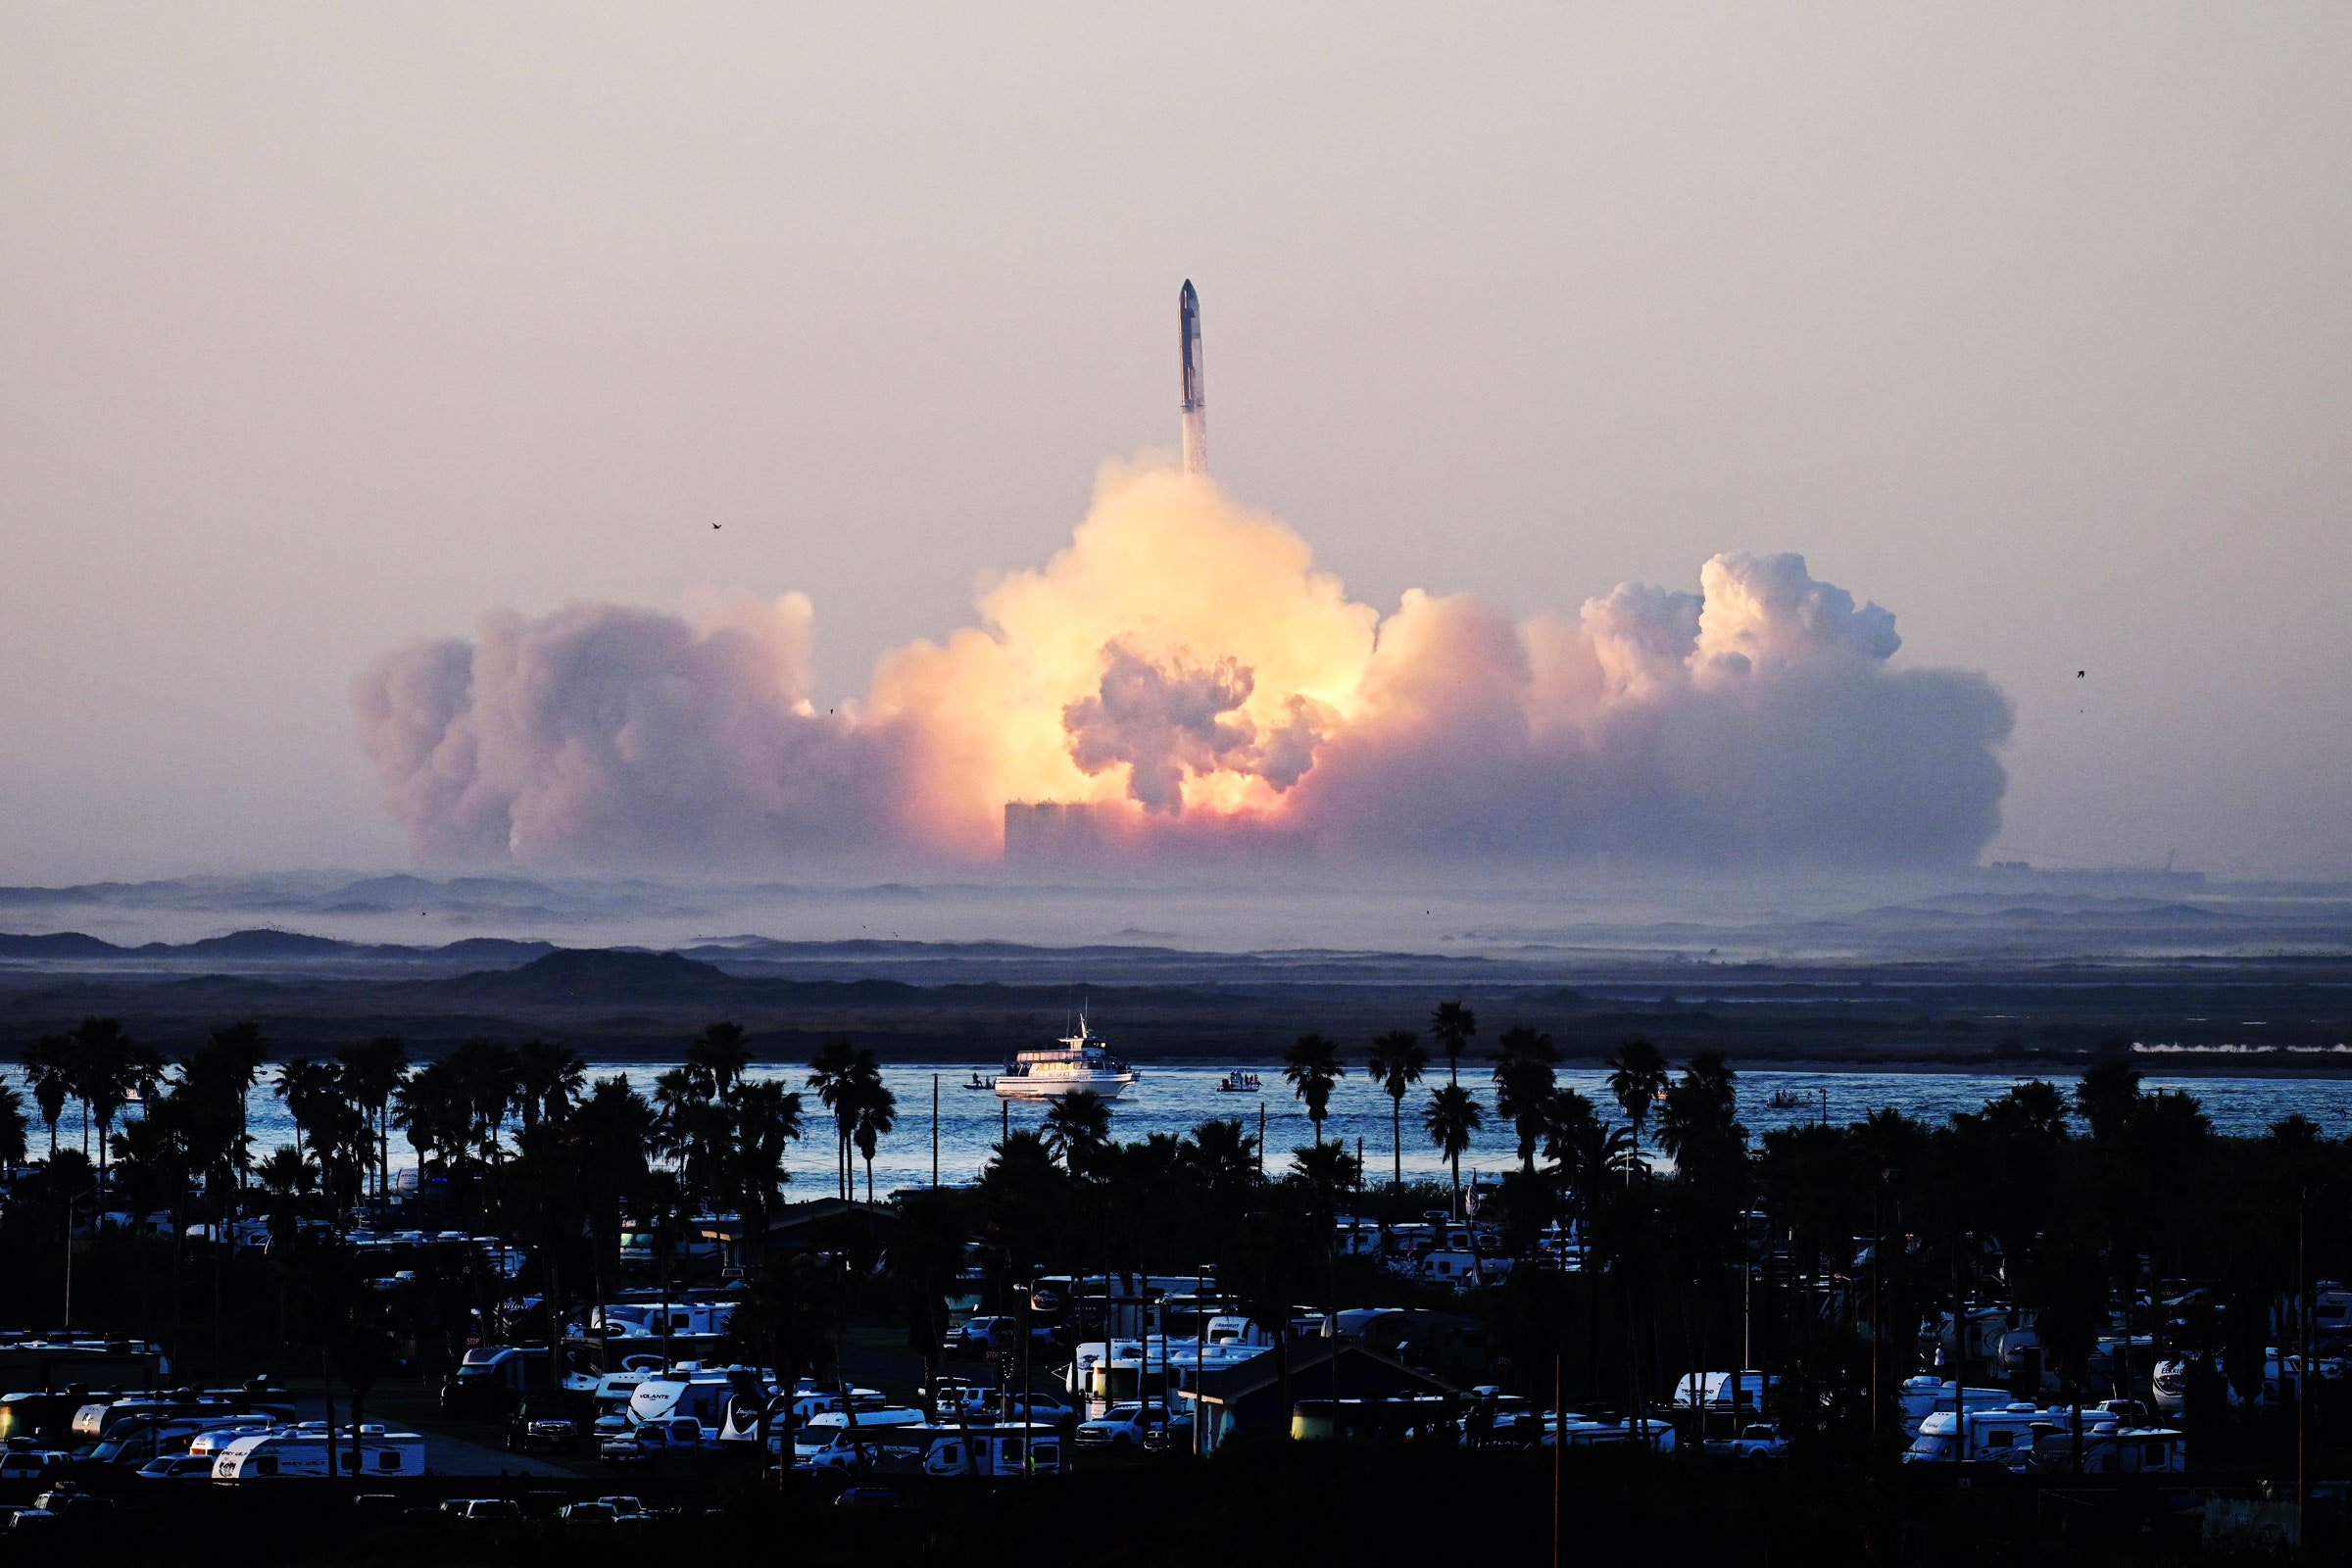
[212,1427,425,1480]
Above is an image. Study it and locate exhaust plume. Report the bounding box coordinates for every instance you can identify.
[354,465,2011,870]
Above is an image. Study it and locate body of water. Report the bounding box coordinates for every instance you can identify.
[15,1063,2352,1200]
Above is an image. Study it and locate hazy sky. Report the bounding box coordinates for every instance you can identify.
[4,3,2348,880]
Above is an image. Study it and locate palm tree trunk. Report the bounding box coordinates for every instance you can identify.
[212,1186,226,1368]
[169,1186,186,1370]
[1391,1097,1402,1192]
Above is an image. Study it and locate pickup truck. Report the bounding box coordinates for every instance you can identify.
[1075,1403,1181,1450]
[600,1417,704,1467]
[505,1399,580,1454]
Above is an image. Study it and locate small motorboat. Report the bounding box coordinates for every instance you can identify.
[965,1072,994,1091]
[1216,1070,1261,1094]
[1764,1088,1810,1111]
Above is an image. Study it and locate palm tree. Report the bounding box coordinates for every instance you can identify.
[569,1075,654,1328]
[23,1034,74,1155]
[1043,1090,1112,1176]
[0,1079,26,1167]
[445,1039,521,1164]
[686,1022,754,1100]
[394,1057,470,1178]
[1364,1030,1428,1192]
[808,1041,864,1200]
[1288,1141,1361,1209]
[276,1057,348,1191]
[1230,1184,1317,1435]
[199,1021,269,1203]
[1281,1034,1347,1147]
[512,1039,585,1132]
[851,1078,897,1204]
[1657,1050,1743,1186]
[334,1036,407,1200]
[1430,1001,1476,1084]
[727,1079,805,1261]
[1606,1036,1668,1176]
[504,1117,586,1396]
[112,1094,195,1356]
[886,1188,969,1445]
[1423,1083,1484,1219]
[1492,1026,1558,1174]
[1546,1090,1634,1237]
[2075,1056,2142,1148]
[737,1250,837,1451]
[256,1143,318,1249]
[71,1016,163,1198]
[1177,1117,1259,1238]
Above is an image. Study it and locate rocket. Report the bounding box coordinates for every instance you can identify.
[1179,279,1206,477]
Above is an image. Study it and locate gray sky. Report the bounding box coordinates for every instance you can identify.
[4,3,2348,880]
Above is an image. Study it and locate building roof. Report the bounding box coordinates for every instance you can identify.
[1193,1340,1460,1407]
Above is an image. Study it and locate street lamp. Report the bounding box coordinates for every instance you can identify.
[1012,1276,1035,1479]
[62,1177,99,1330]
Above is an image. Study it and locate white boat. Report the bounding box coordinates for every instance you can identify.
[1216,1070,1261,1093]
[994,1013,1136,1101]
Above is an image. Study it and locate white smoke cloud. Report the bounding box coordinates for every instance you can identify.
[352,592,916,867]
[354,467,2011,870]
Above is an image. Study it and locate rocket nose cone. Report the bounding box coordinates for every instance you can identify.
[1180,279,1196,305]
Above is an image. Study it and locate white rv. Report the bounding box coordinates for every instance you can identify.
[211,1426,425,1480]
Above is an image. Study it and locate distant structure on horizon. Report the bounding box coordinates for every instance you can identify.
[1179,279,1206,477]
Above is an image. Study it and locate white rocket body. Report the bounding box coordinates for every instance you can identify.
[1179,279,1206,477]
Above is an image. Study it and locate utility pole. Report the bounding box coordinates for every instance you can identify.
[2297,1185,2310,1545]
[931,1073,940,1188]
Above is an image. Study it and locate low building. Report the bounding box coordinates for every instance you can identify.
[1185,1341,1459,1452]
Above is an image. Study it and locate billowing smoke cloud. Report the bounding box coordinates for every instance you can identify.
[351,590,916,866]
[355,465,2011,869]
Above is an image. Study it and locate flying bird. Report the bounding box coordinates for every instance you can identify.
[2077,670,2084,678]
[712,522,721,530]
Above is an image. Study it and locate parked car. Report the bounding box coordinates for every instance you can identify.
[0,1450,66,1484]
[439,1497,523,1521]
[601,1416,703,1466]
[999,1394,1073,1427]
[132,1454,217,1480]
[1075,1403,1177,1450]
[505,1399,579,1453]
[31,1484,112,1519]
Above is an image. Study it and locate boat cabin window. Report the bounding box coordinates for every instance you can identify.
[1985,1430,2013,1448]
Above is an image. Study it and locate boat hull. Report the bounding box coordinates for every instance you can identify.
[993,1074,1135,1101]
